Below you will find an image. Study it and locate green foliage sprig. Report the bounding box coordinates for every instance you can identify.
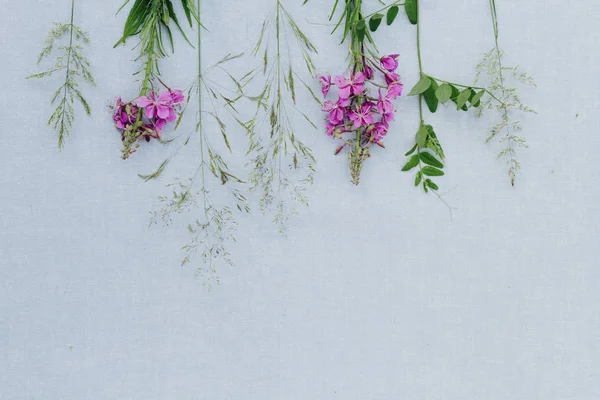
[400,0,507,194]
[115,0,199,96]
[475,0,536,186]
[27,0,96,149]
[240,0,318,235]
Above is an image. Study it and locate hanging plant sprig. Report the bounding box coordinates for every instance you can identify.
[145,50,249,278]
[111,0,199,158]
[475,0,536,186]
[240,0,318,235]
[26,0,96,149]
[324,0,404,184]
[400,0,506,193]
[134,0,248,280]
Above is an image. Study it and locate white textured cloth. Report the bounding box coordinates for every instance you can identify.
[1,0,599,398]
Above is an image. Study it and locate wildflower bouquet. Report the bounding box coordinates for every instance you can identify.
[113,85,185,158]
[111,0,197,158]
[325,0,403,184]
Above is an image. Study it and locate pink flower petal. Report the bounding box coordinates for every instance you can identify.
[136,96,152,108]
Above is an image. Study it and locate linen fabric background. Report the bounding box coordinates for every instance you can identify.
[1,0,599,398]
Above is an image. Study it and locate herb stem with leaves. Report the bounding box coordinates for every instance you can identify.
[401,0,505,193]
[27,0,96,149]
[140,1,248,281]
[241,0,318,235]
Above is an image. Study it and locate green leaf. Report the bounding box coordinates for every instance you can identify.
[419,152,444,168]
[401,155,420,171]
[456,88,472,110]
[435,83,452,104]
[404,143,418,156]
[414,171,423,186]
[408,76,431,96]
[369,14,383,31]
[470,89,485,107]
[425,125,445,160]
[423,79,439,113]
[387,5,400,25]
[404,0,418,25]
[356,19,366,42]
[422,166,445,176]
[416,125,429,147]
[425,179,439,190]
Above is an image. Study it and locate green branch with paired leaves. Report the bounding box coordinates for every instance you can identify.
[26,0,96,149]
[400,0,506,195]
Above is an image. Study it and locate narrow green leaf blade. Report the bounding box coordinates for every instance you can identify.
[404,143,418,156]
[401,154,420,171]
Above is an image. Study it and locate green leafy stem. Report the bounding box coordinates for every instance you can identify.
[26,0,96,149]
[401,0,503,193]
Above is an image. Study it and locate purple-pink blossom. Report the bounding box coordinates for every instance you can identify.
[377,90,394,122]
[372,122,388,142]
[334,71,365,99]
[380,54,400,72]
[349,104,374,129]
[113,98,138,130]
[169,89,185,104]
[318,75,331,98]
[385,72,401,86]
[136,91,174,120]
[324,97,349,125]
[386,83,403,100]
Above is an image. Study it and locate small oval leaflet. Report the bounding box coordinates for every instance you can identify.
[435,83,452,104]
[369,14,383,32]
[404,0,418,25]
[421,166,445,176]
[416,125,429,147]
[456,88,473,110]
[387,5,400,25]
[409,76,431,96]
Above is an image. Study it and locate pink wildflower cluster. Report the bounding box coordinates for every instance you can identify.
[113,88,185,159]
[318,54,403,183]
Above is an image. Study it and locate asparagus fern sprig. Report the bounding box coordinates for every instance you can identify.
[241,0,318,235]
[475,0,536,186]
[26,0,96,149]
